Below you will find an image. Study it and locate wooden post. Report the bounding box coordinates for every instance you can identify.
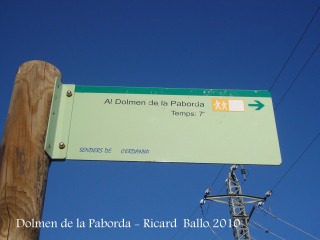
[0,61,61,239]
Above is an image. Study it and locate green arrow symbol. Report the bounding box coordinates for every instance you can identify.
[248,100,265,110]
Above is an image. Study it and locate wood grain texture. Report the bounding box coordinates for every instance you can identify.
[0,61,61,240]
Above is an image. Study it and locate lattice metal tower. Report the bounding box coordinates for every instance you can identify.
[203,165,267,240]
[227,165,251,239]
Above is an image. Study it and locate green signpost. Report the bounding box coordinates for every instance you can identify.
[45,78,281,165]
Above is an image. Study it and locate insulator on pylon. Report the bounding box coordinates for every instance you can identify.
[265,190,272,197]
[240,165,247,181]
[204,188,211,196]
[230,165,237,171]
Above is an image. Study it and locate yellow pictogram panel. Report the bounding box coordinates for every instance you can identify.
[212,98,245,112]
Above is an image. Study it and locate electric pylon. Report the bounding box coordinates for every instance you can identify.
[201,165,271,240]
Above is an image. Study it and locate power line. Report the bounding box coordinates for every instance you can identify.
[250,220,287,240]
[258,207,320,240]
[210,165,226,187]
[170,165,226,240]
[173,205,224,240]
[274,41,320,110]
[271,131,320,190]
[169,205,199,240]
[200,203,223,240]
[269,5,320,91]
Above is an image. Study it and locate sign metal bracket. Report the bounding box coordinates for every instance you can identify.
[44,78,75,159]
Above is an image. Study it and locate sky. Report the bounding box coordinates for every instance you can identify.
[1,0,320,239]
